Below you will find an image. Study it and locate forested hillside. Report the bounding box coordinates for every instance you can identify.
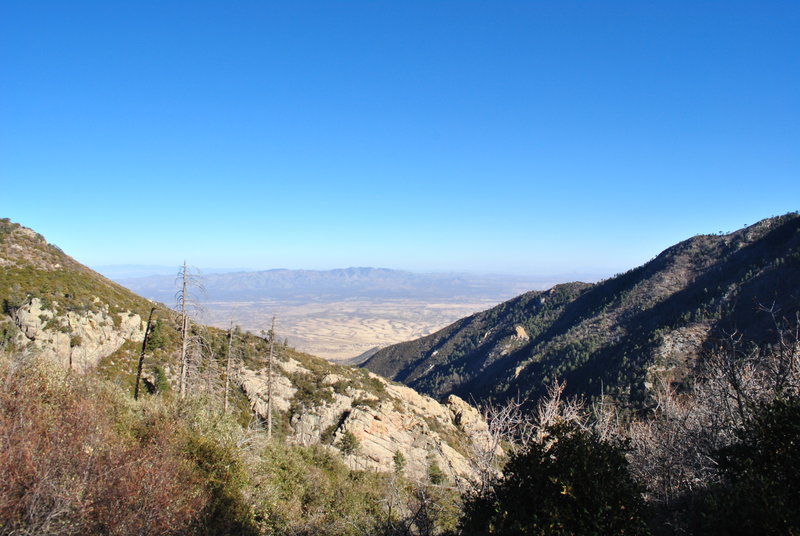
[363,213,800,406]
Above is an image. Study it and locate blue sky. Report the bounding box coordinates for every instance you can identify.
[2,1,798,276]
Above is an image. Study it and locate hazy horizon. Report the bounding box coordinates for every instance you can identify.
[93,263,614,282]
[2,2,797,274]
[106,263,579,360]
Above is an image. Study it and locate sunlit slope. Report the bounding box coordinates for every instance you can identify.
[0,217,487,483]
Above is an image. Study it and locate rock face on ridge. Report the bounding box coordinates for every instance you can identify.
[1,219,151,367]
[8,297,145,371]
[239,354,490,483]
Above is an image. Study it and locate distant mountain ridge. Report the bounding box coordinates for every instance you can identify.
[115,267,561,303]
[362,213,800,407]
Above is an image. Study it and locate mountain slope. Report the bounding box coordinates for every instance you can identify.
[362,213,800,406]
[0,217,489,483]
[0,218,153,369]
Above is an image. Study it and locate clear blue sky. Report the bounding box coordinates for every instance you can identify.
[2,1,798,276]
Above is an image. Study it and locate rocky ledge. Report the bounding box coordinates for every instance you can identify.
[4,297,145,371]
[239,355,492,484]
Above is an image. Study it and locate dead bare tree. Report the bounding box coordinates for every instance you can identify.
[175,262,204,399]
[533,380,587,433]
[177,262,190,399]
[197,328,217,395]
[466,398,531,496]
[758,303,800,394]
[589,384,623,443]
[267,315,276,440]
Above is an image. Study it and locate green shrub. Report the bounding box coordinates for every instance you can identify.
[428,458,445,485]
[289,371,335,411]
[250,443,391,536]
[320,422,338,444]
[351,396,379,409]
[695,397,800,535]
[338,430,360,456]
[461,422,650,536]
[181,433,258,536]
[393,450,407,474]
[151,365,171,394]
[146,318,168,351]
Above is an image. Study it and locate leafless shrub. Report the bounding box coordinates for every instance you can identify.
[627,313,800,509]
[534,380,587,434]
[466,380,620,498]
[626,379,723,507]
[374,475,459,536]
[463,397,532,496]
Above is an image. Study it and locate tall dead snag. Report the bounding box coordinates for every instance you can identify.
[134,306,157,401]
[175,261,204,399]
[267,315,276,440]
[178,261,189,399]
[223,322,234,414]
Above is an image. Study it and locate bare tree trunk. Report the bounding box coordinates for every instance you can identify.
[135,307,156,400]
[179,261,189,399]
[268,315,275,440]
[224,322,234,414]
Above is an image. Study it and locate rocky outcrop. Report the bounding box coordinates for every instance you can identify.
[646,323,712,388]
[239,367,297,414]
[239,355,491,484]
[6,297,146,370]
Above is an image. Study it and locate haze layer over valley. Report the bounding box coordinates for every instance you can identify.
[110,267,570,360]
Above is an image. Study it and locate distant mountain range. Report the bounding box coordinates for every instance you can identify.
[112,267,579,304]
[362,213,800,407]
[93,265,252,279]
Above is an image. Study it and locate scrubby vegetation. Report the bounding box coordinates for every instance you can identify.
[460,312,800,536]
[3,215,799,535]
[0,354,461,536]
[0,219,155,320]
[2,215,468,534]
[0,356,206,535]
[696,396,800,535]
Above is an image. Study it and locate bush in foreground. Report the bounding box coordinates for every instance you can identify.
[695,396,800,536]
[0,355,461,535]
[0,356,207,536]
[460,421,650,536]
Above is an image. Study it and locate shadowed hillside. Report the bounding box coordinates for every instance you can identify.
[363,213,800,406]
